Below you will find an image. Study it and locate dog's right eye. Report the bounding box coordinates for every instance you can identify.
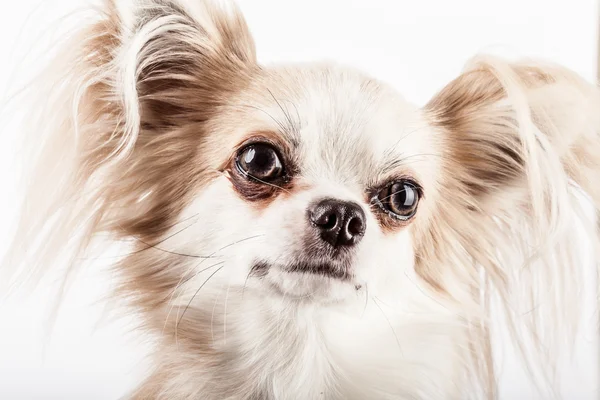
[236,143,284,182]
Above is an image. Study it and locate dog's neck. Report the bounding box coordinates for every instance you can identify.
[137,288,466,399]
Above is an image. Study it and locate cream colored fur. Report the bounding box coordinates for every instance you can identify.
[4,1,600,399]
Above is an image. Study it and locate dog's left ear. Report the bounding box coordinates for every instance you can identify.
[426,57,600,205]
[421,56,600,282]
[422,57,600,394]
[420,55,600,300]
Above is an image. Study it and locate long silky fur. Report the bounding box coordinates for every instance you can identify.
[3,0,600,398]
[424,58,600,397]
[4,0,255,290]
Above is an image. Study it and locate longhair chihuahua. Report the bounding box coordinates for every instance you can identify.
[5,0,600,398]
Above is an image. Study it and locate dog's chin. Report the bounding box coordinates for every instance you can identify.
[253,261,361,302]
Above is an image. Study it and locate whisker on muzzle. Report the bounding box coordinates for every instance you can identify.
[175,262,227,344]
[163,235,264,335]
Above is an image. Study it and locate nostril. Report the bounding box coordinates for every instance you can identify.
[312,210,338,230]
[347,216,364,236]
[322,214,337,230]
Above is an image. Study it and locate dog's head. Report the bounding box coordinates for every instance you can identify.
[163,66,438,303]
[96,2,448,308]
[11,0,599,396]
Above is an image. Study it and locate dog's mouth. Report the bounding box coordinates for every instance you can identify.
[251,260,352,281]
[287,262,352,280]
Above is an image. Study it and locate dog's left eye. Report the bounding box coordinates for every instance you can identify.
[236,143,284,182]
[374,180,420,220]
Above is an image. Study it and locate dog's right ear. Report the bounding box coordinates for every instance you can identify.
[5,0,257,288]
[89,0,259,238]
[106,0,257,140]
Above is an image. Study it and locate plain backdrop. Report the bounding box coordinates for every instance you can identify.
[0,0,598,399]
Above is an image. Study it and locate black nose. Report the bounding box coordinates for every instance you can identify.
[308,198,366,248]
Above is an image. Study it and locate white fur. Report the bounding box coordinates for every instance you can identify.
[159,73,463,398]
[5,1,599,399]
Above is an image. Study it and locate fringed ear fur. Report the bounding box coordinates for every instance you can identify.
[423,56,600,397]
[4,0,257,290]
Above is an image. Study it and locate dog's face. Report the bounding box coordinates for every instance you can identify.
[101,0,489,358]
[166,66,440,306]
[127,63,458,397]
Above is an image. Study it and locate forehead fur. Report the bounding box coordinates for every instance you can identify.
[209,64,439,190]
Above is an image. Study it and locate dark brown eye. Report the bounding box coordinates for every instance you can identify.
[236,143,284,182]
[374,180,420,220]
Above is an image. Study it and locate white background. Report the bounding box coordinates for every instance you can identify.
[0,0,598,399]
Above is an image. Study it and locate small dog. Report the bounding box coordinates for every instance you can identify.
[6,0,600,398]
